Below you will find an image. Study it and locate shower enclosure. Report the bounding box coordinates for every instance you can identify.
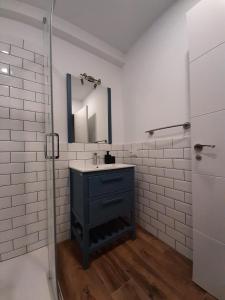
[0,0,59,298]
[43,0,59,299]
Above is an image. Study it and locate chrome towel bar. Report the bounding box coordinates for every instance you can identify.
[146,122,191,135]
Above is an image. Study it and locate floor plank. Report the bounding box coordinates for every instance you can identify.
[92,254,129,293]
[57,227,216,300]
[112,279,150,300]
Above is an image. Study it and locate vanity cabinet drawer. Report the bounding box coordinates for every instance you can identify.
[88,169,134,198]
[89,191,132,225]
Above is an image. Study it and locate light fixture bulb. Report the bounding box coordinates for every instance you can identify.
[1,67,8,74]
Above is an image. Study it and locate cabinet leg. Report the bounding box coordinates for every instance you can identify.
[82,225,90,269]
[131,228,136,240]
[82,252,89,269]
[130,208,136,240]
[71,228,75,240]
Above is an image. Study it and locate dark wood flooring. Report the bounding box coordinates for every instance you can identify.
[57,227,216,300]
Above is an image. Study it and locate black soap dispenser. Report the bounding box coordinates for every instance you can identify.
[104,151,112,164]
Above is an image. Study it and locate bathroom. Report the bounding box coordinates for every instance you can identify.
[0,0,224,299]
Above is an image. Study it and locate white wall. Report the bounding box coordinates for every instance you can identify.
[0,17,124,144]
[1,0,205,146]
[123,0,200,143]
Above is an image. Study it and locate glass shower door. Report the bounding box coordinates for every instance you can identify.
[43,1,59,299]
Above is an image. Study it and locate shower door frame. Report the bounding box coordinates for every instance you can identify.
[43,0,59,299]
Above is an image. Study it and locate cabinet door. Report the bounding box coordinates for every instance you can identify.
[88,169,134,198]
[193,230,225,300]
[89,191,132,226]
[192,111,225,177]
[190,43,225,117]
[191,109,225,300]
[192,174,225,244]
[187,0,225,61]
[188,1,225,298]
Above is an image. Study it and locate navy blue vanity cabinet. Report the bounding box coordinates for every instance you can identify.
[70,167,135,269]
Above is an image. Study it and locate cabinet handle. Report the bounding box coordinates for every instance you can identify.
[102,197,123,206]
[101,176,123,183]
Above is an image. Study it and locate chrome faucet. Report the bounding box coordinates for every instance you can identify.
[93,153,100,165]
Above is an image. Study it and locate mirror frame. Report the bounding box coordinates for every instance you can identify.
[66,73,112,144]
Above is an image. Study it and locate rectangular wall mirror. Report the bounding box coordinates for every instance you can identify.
[67,73,112,144]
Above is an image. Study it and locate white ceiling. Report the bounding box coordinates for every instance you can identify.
[18,0,177,53]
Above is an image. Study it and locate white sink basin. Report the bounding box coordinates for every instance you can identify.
[69,162,135,173]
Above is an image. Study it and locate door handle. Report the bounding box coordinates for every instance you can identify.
[45,133,60,159]
[54,133,60,159]
[194,144,216,152]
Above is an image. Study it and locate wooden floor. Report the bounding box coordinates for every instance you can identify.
[57,228,216,300]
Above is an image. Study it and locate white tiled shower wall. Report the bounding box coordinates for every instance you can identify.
[0,34,71,262]
[0,34,192,262]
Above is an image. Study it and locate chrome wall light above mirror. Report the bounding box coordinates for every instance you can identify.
[67,73,112,144]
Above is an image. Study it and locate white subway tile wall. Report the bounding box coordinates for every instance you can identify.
[0,37,58,262]
[123,136,193,260]
[0,36,193,263]
[60,135,193,260]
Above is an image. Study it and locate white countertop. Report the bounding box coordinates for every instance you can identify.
[69,162,135,173]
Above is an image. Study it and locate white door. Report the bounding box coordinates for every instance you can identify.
[74,105,89,143]
[188,1,225,299]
